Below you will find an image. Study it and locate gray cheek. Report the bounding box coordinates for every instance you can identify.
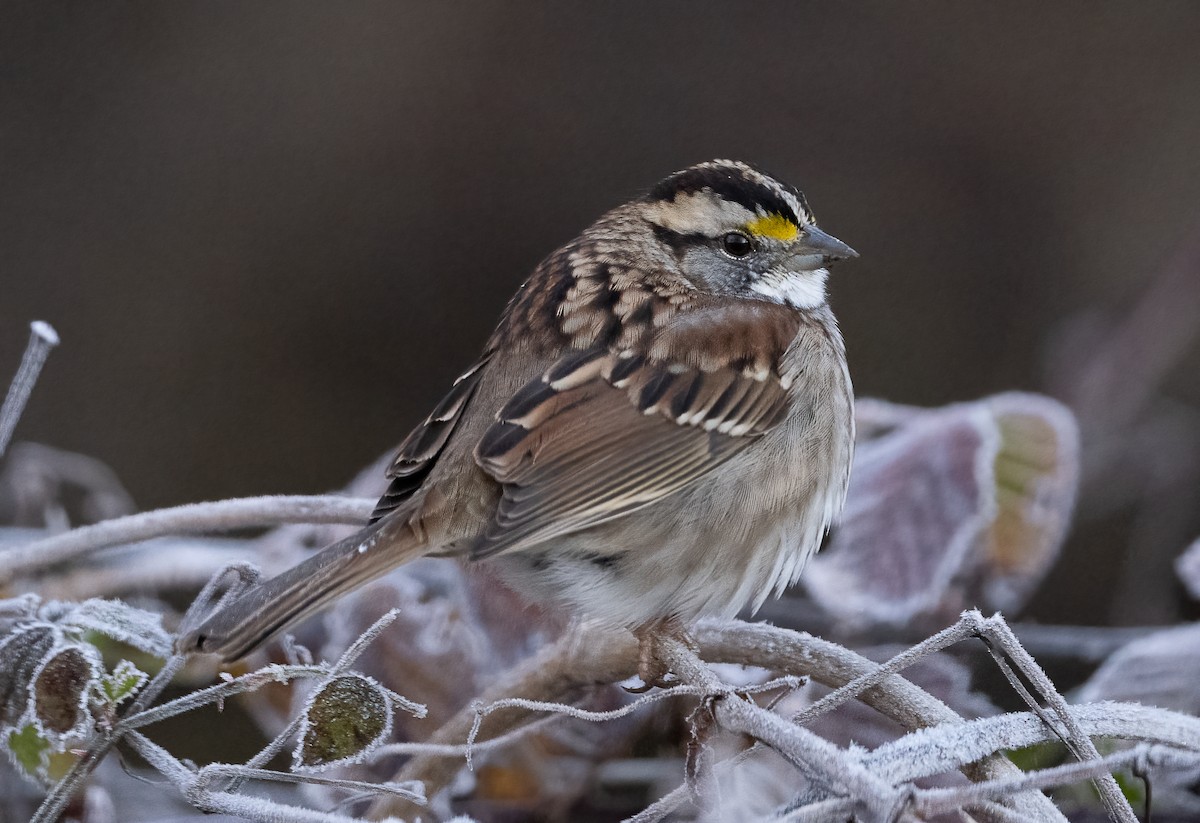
[680,247,752,295]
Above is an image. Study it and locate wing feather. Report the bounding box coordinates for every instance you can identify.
[470,300,801,557]
[369,354,492,522]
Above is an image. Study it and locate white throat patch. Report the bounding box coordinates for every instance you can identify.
[750,267,829,310]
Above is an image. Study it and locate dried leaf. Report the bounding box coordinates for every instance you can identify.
[294,674,392,771]
[979,394,1080,611]
[804,406,990,625]
[803,393,1078,628]
[1077,623,1200,714]
[0,624,58,730]
[32,645,98,739]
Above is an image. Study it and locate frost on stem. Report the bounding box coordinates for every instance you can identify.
[0,598,158,786]
[0,321,60,460]
[0,582,429,823]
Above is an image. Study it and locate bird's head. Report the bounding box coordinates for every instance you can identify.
[636,159,857,309]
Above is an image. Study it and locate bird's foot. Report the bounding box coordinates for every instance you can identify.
[625,617,696,692]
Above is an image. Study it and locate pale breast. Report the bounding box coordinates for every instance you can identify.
[486,311,854,629]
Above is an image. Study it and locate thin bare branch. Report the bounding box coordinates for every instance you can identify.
[0,495,375,582]
[373,619,1063,822]
[912,743,1195,817]
[0,321,59,459]
[656,633,907,819]
[865,701,1200,790]
[692,620,1062,821]
[964,611,1138,823]
[124,731,425,823]
[372,625,638,818]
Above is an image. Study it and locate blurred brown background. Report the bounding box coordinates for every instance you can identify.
[3,3,1199,626]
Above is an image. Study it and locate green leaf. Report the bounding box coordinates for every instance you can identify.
[7,724,50,778]
[1112,770,1146,807]
[294,675,392,771]
[99,659,148,706]
[1005,742,1066,771]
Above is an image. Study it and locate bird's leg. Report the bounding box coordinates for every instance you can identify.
[629,616,696,691]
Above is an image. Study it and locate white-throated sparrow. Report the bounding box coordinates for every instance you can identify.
[185,160,857,670]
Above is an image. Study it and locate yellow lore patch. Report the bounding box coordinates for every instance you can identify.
[746,213,799,242]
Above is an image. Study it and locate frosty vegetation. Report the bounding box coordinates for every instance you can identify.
[2,298,1199,823]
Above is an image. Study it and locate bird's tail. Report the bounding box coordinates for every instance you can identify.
[180,517,424,662]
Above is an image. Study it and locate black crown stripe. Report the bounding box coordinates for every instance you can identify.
[649,165,800,225]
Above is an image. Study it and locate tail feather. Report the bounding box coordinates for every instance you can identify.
[181,518,423,662]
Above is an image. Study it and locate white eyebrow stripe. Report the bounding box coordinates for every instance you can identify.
[645,190,757,236]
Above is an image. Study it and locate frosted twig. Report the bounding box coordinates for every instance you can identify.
[118,664,331,730]
[0,494,375,581]
[911,743,1195,817]
[695,620,967,733]
[0,321,59,459]
[380,620,1062,821]
[463,689,703,771]
[330,610,407,681]
[469,677,794,747]
[123,731,425,822]
[678,704,1200,823]
[372,713,563,760]
[194,763,425,803]
[222,609,421,796]
[962,610,1138,823]
[124,731,195,786]
[778,798,1053,823]
[787,614,981,728]
[771,610,1136,820]
[26,536,255,600]
[718,614,1129,820]
[373,625,639,817]
[462,678,797,771]
[655,633,908,820]
[865,701,1200,784]
[693,621,1063,821]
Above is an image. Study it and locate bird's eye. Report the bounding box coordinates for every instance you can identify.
[720,231,754,258]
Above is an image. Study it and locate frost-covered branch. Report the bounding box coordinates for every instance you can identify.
[375,617,1066,822]
[0,321,58,459]
[1,588,428,823]
[0,495,375,581]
